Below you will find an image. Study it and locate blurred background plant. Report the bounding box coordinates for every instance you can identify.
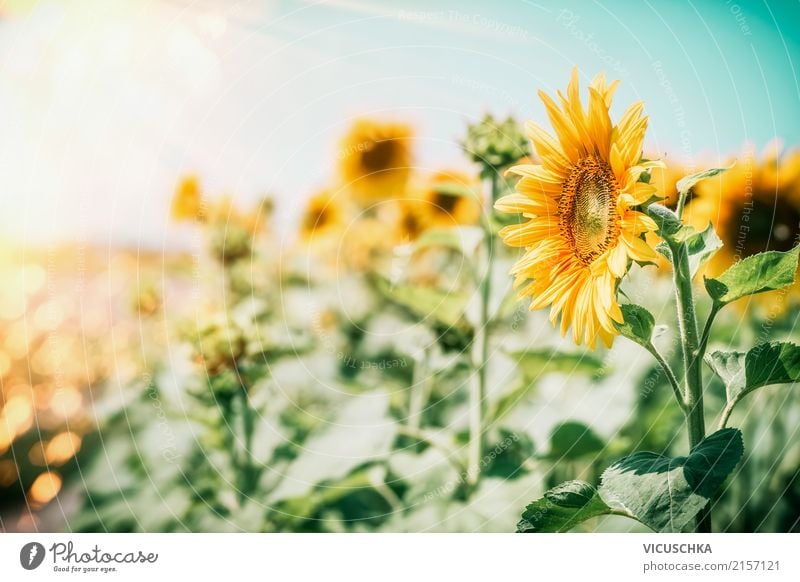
[3,111,797,532]
[2,0,799,534]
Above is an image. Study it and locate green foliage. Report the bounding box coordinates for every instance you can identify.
[412,227,483,257]
[509,349,606,381]
[674,165,733,214]
[705,246,800,306]
[374,276,470,329]
[682,223,724,277]
[706,342,800,408]
[489,350,607,423]
[615,304,655,347]
[647,203,684,240]
[517,480,611,533]
[599,429,744,532]
[547,421,605,461]
[461,113,530,176]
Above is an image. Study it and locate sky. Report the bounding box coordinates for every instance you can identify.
[0,0,798,248]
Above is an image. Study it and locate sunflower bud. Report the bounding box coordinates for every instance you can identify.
[190,316,247,377]
[461,114,530,177]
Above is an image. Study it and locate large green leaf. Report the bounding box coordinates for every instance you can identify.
[489,351,607,423]
[615,304,655,347]
[598,428,744,532]
[510,349,606,381]
[267,392,396,503]
[548,421,605,460]
[706,342,800,405]
[374,276,469,328]
[412,226,483,256]
[704,246,800,306]
[517,480,611,533]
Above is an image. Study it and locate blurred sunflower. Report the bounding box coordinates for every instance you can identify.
[394,198,426,243]
[495,69,661,348]
[685,147,800,305]
[206,195,264,234]
[171,175,205,221]
[338,118,413,206]
[204,196,263,264]
[342,217,395,271]
[416,170,482,229]
[299,190,344,241]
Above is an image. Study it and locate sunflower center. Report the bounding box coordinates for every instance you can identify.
[736,194,800,255]
[361,139,398,172]
[432,191,460,215]
[304,206,328,231]
[559,156,619,264]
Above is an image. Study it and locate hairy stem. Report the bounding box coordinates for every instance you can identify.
[670,239,710,532]
[645,341,687,413]
[698,303,720,360]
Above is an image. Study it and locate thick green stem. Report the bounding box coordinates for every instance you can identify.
[467,172,499,491]
[670,240,710,532]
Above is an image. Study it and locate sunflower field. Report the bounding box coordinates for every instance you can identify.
[1,1,800,537]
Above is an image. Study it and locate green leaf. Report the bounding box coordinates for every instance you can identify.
[510,349,606,381]
[646,203,684,239]
[431,181,480,200]
[675,165,733,209]
[615,304,655,347]
[517,480,611,533]
[548,421,605,460]
[705,342,800,405]
[683,222,723,278]
[704,246,800,306]
[599,428,744,532]
[374,276,470,329]
[412,226,483,256]
[489,351,607,423]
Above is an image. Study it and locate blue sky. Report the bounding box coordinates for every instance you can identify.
[1,0,798,247]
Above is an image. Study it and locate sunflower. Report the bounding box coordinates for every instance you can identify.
[206,195,263,234]
[299,190,344,241]
[494,69,662,348]
[685,146,800,306]
[416,170,482,229]
[338,118,413,206]
[341,217,396,272]
[394,198,426,243]
[171,175,205,221]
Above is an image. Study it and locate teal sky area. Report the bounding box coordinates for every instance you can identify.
[1,0,798,246]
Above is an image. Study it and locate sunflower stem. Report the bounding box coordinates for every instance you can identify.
[467,171,499,493]
[644,341,687,413]
[698,303,720,361]
[669,238,710,532]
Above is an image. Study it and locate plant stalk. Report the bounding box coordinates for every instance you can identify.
[670,239,710,532]
[645,341,687,413]
[235,386,257,503]
[467,171,499,491]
